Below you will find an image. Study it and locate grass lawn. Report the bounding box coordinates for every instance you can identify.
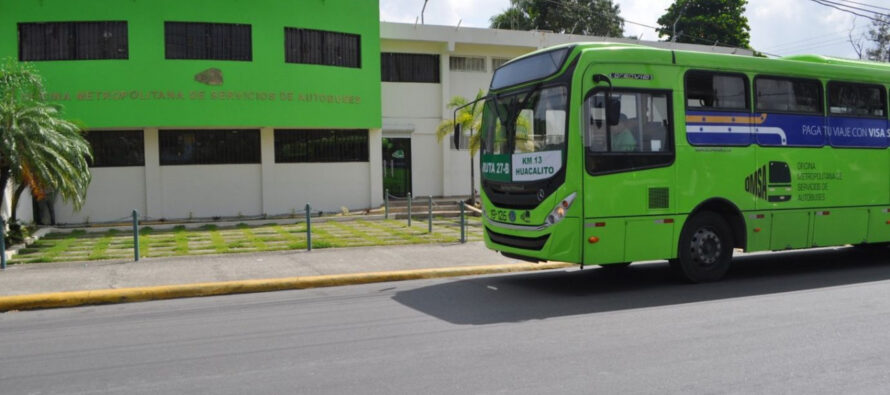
[10,217,483,264]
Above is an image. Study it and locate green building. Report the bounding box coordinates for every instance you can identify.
[1,0,382,223]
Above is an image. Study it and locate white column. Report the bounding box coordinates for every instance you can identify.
[368,128,383,207]
[440,46,452,196]
[260,127,275,215]
[144,128,162,219]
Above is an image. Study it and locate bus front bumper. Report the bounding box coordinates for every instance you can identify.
[483,217,581,264]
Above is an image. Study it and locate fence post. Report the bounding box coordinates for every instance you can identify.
[407,192,412,227]
[428,195,433,233]
[0,217,6,270]
[460,201,466,243]
[384,189,389,219]
[132,210,140,261]
[306,203,312,251]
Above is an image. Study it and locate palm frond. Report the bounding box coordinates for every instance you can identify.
[0,60,92,212]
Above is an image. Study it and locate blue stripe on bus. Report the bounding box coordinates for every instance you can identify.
[686,111,890,148]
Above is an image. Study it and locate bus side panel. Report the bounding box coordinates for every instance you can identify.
[745,212,772,252]
[623,217,675,262]
[770,211,811,250]
[866,207,890,243]
[828,148,890,208]
[583,219,625,265]
[812,208,868,247]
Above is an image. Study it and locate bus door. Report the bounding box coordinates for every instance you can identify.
[580,67,677,265]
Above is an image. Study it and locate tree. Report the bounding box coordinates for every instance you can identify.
[0,59,92,221]
[656,0,751,48]
[490,0,624,37]
[864,14,890,62]
[436,90,485,205]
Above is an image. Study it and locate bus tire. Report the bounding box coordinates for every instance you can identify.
[675,211,733,283]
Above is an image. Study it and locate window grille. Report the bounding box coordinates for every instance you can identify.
[18,21,128,61]
[285,27,360,68]
[274,130,369,163]
[159,130,260,165]
[381,53,440,83]
[164,22,252,61]
[491,57,511,70]
[450,56,486,72]
[87,130,144,167]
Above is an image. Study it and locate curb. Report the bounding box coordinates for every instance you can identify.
[0,261,575,312]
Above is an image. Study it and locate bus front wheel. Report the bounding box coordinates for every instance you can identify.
[673,211,733,283]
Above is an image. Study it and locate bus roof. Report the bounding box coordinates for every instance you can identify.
[570,43,890,84]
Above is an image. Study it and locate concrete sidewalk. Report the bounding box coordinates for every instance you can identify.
[0,242,566,298]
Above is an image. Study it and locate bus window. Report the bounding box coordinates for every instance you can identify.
[685,70,752,146]
[686,71,749,111]
[585,90,673,174]
[828,82,886,117]
[827,81,889,148]
[755,77,821,114]
[754,76,824,147]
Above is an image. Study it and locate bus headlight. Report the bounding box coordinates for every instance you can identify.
[544,192,576,226]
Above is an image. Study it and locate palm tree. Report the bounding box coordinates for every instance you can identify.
[436,90,485,206]
[0,59,92,221]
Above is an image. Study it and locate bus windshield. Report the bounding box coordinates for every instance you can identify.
[480,85,567,182]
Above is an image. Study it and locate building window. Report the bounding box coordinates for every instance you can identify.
[274,130,369,163]
[164,22,252,61]
[159,130,260,165]
[18,21,128,61]
[685,70,749,110]
[86,130,144,167]
[450,56,486,72]
[492,57,511,70]
[381,53,440,83]
[828,81,886,118]
[285,28,360,68]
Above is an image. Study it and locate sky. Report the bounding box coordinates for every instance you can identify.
[379,0,876,59]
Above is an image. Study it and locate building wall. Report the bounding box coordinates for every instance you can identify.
[52,128,378,223]
[159,165,261,220]
[0,0,382,129]
[55,168,147,223]
[1,0,383,223]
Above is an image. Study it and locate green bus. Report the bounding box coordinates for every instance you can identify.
[462,43,890,282]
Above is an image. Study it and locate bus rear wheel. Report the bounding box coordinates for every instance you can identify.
[674,211,733,283]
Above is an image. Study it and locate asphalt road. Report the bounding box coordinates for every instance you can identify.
[3,247,890,394]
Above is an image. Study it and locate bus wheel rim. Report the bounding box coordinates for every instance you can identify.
[691,228,721,266]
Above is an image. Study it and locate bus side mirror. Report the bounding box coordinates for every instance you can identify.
[453,124,462,149]
[607,99,621,126]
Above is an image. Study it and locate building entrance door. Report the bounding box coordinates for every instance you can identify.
[382,137,412,198]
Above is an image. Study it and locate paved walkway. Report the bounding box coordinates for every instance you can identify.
[0,242,531,297]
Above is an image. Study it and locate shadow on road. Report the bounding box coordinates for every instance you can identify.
[393,246,890,325]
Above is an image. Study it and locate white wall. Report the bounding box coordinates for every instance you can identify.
[159,165,261,219]
[264,163,371,214]
[56,167,147,223]
[381,83,442,119]
[409,132,443,197]
[15,187,33,223]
